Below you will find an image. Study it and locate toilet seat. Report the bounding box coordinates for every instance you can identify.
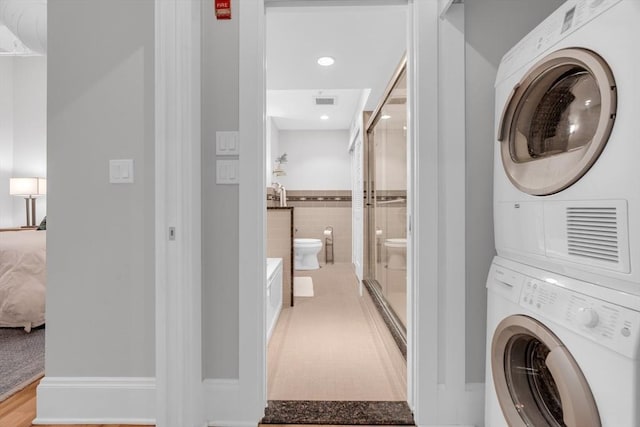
[294,238,323,248]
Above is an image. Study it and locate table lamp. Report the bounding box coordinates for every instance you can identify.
[9,177,46,228]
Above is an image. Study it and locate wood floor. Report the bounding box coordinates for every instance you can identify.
[0,379,152,427]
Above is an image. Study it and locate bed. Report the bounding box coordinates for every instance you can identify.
[0,230,46,332]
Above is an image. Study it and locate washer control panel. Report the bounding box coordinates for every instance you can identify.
[520,277,640,359]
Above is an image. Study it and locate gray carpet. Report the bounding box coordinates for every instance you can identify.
[0,327,45,402]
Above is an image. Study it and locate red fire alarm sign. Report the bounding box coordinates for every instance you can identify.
[215,0,231,20]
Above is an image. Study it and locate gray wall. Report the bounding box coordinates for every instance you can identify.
[46,0,155,377]
[464,0,566,383]
[201,0,240,379]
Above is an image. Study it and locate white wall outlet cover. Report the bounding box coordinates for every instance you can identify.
[215,131,240,156]
[109,159,134,184]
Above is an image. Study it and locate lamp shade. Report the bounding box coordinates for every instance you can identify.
[9,177,46,196]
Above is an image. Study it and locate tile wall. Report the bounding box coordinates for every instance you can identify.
[267,189,353,265]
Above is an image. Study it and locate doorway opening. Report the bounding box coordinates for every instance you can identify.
[262,3,412,424]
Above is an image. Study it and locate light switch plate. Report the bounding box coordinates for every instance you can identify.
[216,159,239,184]
[110,159,134,184]
[216,131,240,156]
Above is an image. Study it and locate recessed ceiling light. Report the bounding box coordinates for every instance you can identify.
[317,56,335,67]
[381,114,391,120]
[320,114,330,120]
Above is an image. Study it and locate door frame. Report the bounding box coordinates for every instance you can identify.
[235,0,439,421]
[155,1,472,426]
[155,1,205,426]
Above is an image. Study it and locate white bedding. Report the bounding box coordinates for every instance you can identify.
[0,230,46,331]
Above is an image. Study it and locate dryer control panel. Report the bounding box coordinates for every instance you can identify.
[519,276,640,359]
[497,0,623,83]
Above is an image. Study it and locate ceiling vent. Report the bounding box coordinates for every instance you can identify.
[314,96,336,106]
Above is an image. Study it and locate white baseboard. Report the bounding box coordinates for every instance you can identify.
[33,376,155,425]
[203,379,262,427]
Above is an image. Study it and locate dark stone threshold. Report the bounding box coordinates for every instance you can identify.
[262,400,415,425]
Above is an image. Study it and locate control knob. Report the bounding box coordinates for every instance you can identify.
[577,307,599,328]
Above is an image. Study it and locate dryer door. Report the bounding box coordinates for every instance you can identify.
[491,315,600,427]
[499,48,616,196]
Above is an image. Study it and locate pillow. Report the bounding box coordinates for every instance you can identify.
[37,216,46,231]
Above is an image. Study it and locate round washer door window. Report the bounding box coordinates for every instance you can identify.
[491,315,601,427]
[499,48,616,196]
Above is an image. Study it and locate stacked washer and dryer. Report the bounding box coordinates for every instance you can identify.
[485,0,640,426]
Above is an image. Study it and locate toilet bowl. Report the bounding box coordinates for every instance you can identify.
[294,238,323,270]
[384,238,406,270]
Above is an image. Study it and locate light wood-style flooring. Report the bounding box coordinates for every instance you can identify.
[0,379,152,427]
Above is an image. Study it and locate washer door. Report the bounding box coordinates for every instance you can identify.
[491,315,601,427]
[499,48,616,195]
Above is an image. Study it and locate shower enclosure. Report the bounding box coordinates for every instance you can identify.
[363,58,408,352]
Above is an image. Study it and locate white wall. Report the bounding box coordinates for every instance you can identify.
[277,130,350,190]
[463,0,567,384]
[46,0,155,377]
[0,56,46,227]
[266,116,279,185]
[12,56,47,225]
[0,59,13,227]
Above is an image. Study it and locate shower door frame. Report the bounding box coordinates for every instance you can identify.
[363,56,409,354]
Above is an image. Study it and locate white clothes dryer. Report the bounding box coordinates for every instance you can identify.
[494,0,640,294]
[485,256,640,427]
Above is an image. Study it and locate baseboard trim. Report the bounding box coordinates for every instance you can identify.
[204,378,263,427]
[33,376,155,425]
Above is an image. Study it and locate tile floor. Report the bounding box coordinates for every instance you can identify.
[267,263,407,401]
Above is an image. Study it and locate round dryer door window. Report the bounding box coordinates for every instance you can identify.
[499,48,617,195]
[491,315,601,427]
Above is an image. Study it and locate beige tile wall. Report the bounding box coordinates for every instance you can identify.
[293,206,352,264]
[267,208,293,307]
[266,189,353,268]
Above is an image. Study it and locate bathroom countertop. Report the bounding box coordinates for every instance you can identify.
[261,400,415,425]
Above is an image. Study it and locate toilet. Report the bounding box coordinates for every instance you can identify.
[384,238,406,270]
[294,238,323,270]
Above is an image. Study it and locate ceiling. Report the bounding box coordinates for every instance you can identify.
[266,5,407,131]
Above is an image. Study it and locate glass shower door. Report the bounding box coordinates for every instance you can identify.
[365,64,408,339]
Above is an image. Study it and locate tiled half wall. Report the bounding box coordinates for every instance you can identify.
[267,190,353,264]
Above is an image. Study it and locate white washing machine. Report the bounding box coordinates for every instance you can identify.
[494,0,640,294]
[485,256,640,427]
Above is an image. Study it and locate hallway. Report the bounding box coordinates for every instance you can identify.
[267,263,406,401]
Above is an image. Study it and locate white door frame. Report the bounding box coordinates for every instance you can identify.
[235,0,441,422]
[155,1,205,426]
[155,1,474,426]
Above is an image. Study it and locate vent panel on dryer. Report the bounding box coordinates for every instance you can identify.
[566,207,619,263]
